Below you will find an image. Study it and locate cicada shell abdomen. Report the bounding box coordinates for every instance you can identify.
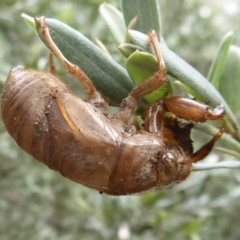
[1,66,119,192]
[1,66,71,164]
[1,67,81,170]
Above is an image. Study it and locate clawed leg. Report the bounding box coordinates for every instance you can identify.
[129,31,167,101]
[113,30,167,127]
[144,101,165,133]
[163,96,225,122]
[191,128,224,162]
[49,53,57,75]
[37,16,107,110]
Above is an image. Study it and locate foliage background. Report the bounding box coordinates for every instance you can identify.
[0,0,240,239]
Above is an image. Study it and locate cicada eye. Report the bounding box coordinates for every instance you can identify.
[161,152,178,176]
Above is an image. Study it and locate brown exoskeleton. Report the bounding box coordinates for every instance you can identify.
[1,17,224,195]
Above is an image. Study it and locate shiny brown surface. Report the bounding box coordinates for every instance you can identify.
[163,96,225,122]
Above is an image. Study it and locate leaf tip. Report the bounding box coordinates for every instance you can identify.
[21,13,37,32]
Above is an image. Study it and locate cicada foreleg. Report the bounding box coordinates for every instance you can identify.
[37,16,107,111]
[113,30,167,127]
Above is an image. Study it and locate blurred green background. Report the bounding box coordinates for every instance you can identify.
[1,0,240,239]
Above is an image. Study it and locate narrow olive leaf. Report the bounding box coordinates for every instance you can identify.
[126,50,170,102]
[208,31,234,87]
[118,43,145,58]
[218,45,240,114]
[94,38,112,58]
[99,3,126,45]
[214,147,240,159]
[195,124,240,153]
[21,13,36,32]
[127,15,138,30]
[173,81,205,102]
[124,16,138,43]
[121,0,162,35]
[192,161,240,171]
[128,30,239,135]
[34,17,135,106]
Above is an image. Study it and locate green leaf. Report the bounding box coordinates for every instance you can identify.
[118,43,145,58]
[208,31,234,87]
[21,13,36,32]
[173,81,205,102]
[195,124,240,153]
[214,147,240,159]
[193,161,240,171]
[34,17,135,106]
[126,50,169,102]
[99,3,126,45]
[218,45,240,114]
[127,29,240,136]
[126,50,159,85]
[94,38,112,58]
[121,0,162,35]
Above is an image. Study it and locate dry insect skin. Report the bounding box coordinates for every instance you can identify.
[1,17,225,195]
